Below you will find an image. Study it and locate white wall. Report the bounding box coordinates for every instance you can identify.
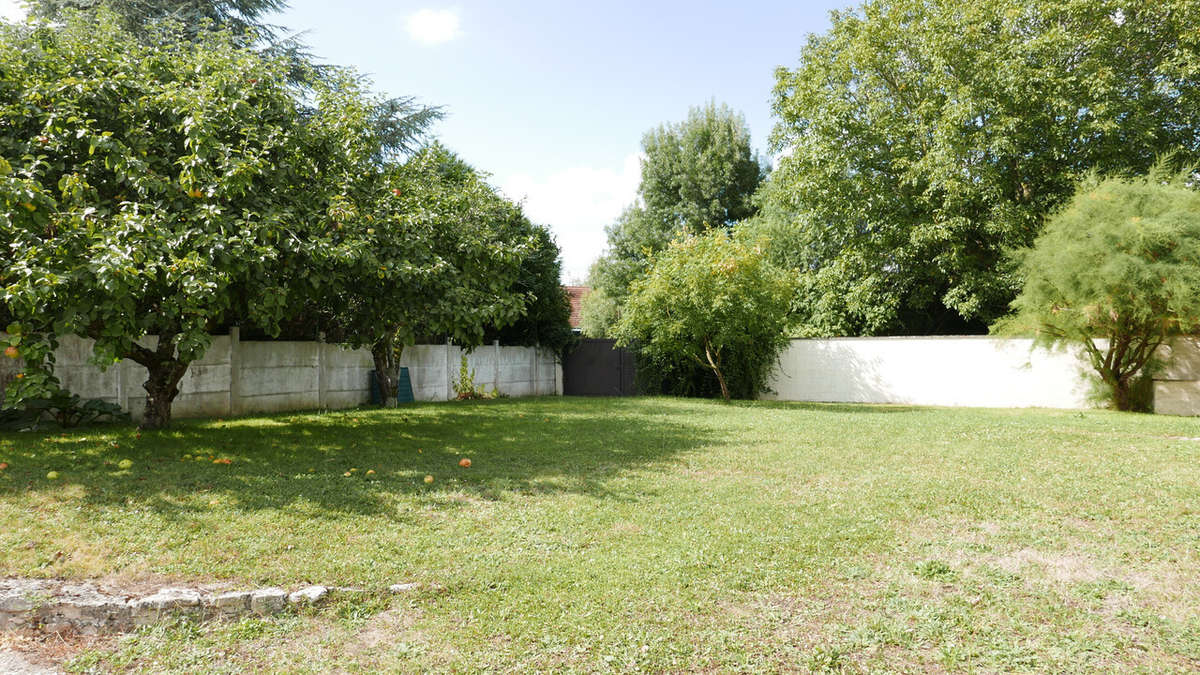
[0,331,561,421]
[763,336,1200,415]
[763,336,1095,409]
[1152,338,1200,416]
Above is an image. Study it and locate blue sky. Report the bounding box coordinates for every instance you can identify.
[272,1,855,280]
[1,0,855,280]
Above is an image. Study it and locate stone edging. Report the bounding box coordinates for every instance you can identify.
[0,579,413,635]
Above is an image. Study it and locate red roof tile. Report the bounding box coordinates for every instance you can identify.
[565,286,590,329]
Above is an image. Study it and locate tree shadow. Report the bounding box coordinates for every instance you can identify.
[0,397,718,521]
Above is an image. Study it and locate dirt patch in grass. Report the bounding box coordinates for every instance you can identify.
[1,631,114,672]
[607,522,644,536]
[994,548,1106,584]
[355,608,418,651]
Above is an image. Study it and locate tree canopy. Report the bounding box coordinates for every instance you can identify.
[997,169,1200,411]
[0,14,345,427]
[21,0,444,155]
[27,0,289,41]
[639,101,765,234]
[585,103,766,337]
[483,223,574,358]
[756,0,1200,337]
[314,145,535,405]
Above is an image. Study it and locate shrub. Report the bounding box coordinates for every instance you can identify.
[613,232,794,400]
[453,355,498,400]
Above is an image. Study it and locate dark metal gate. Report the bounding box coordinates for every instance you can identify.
[562,339,638,396]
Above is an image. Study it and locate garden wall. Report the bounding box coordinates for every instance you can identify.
[1,329,561,421]
[762,336,1200,415]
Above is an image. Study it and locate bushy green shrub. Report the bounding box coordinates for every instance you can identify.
[613,232,794,401]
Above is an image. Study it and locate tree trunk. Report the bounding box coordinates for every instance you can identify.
[141,360,189,429]
[704,340,731,402]
[128,334,191,429]
[1111,377,1132,412]
[371,339,400,408]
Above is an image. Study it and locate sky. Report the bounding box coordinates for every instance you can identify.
[0,0,855,281]
[273,1,856,281]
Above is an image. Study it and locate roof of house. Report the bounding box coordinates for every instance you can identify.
[565,286,591,329]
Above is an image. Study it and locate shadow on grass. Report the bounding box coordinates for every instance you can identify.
[0,397,722,520]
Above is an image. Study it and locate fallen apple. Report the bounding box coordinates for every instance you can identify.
[458,458,471,468]
[46,471,59,480]
[118,459,133,470]
[423,475,434,484]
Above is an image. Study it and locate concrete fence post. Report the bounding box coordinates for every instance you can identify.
[116,356,130,414]
[317,332,328,410]
[228,327,241,416]
[444,338,453,401]
[493,339,501,391]
[531,346,539,395]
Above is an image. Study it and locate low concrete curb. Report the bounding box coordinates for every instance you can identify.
[0,579,343,635]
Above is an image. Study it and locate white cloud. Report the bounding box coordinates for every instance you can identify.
[500,153,642,284]
[404,8,462,46]
[0,0,27,22]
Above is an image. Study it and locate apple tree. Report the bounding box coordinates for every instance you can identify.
[315,145,533,404]
[0,13,340,427]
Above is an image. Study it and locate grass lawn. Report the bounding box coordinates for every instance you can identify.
[1,397,1199,672]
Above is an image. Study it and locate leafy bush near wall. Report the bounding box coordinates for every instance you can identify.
[613,232,794,401]
[0,392,129,431]
[452,355,500,400]
[1,325,132,430]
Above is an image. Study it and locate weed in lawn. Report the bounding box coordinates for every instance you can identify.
[914,559,958,582]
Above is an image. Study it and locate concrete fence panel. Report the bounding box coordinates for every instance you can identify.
[5,333,562,421]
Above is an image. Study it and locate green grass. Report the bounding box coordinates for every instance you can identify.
[1,397,1199,672]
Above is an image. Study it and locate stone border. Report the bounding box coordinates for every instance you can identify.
[0,579,349,635]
